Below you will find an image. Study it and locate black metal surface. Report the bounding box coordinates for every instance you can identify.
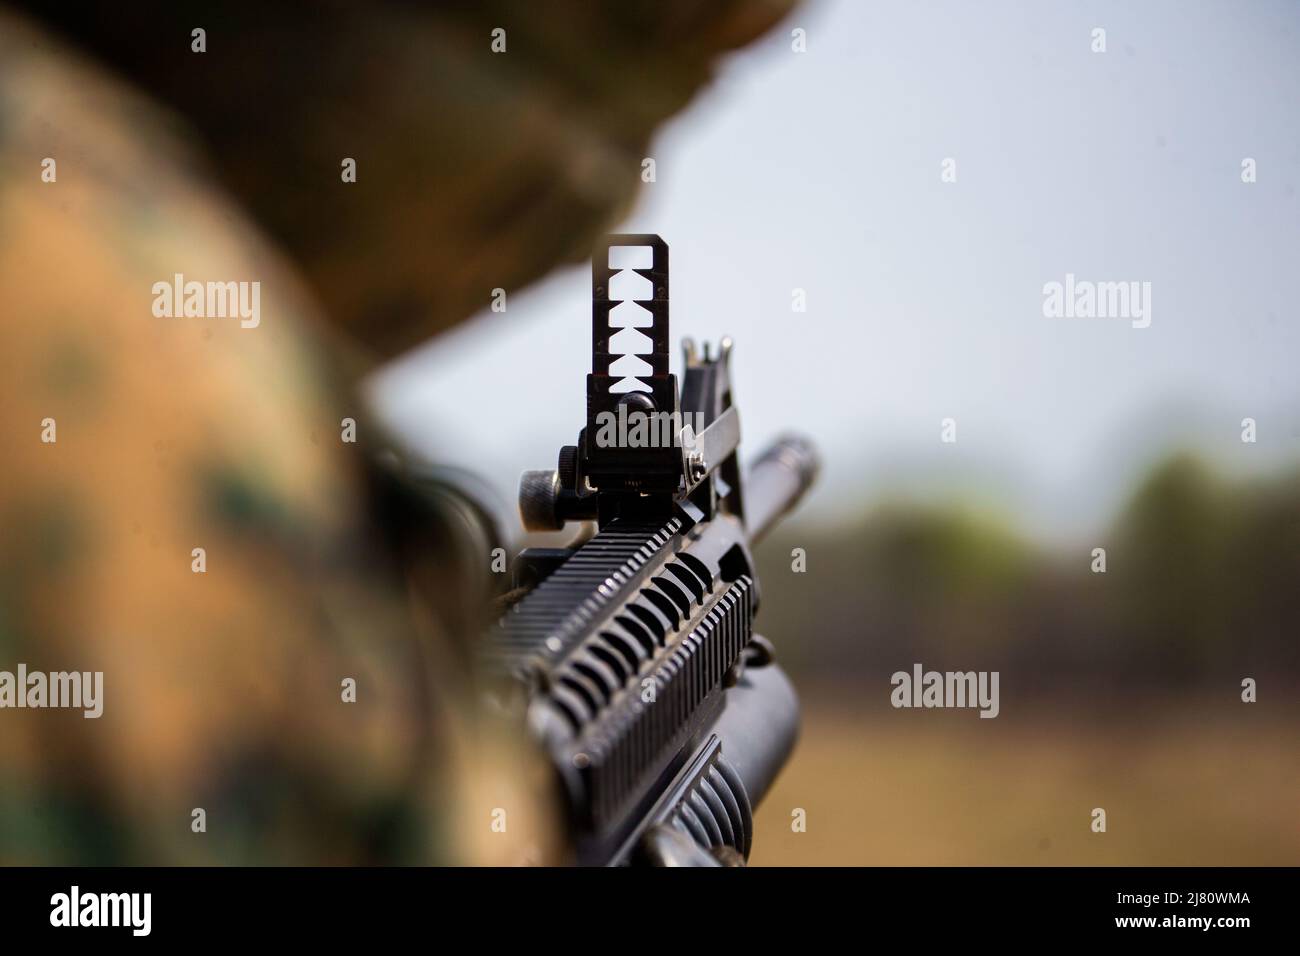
[586,234,679,495]
[709,658,800,809]
[744,434,820,545]
[488,235,817,865]
[633,735,753,864]
[488,516,684,683]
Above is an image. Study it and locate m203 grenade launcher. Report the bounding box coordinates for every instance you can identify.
[486,235,818,866]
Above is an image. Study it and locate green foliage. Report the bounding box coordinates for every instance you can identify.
[756,454,1299,688]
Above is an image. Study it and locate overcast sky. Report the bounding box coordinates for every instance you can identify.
[370,0,1300,541]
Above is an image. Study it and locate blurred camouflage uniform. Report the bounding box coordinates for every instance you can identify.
[0,1,794,864]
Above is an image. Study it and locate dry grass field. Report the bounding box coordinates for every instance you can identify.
[751,692,1300,866]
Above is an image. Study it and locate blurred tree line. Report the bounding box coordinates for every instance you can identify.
[755,454,1299,691]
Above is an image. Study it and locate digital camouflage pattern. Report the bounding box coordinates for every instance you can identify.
[0,2,796,864]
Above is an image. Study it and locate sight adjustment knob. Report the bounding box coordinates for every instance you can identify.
[518,469,563,532]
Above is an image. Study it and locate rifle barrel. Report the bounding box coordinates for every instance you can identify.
[744,434,819,545]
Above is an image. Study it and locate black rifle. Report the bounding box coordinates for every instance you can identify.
[486,235,817,866]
